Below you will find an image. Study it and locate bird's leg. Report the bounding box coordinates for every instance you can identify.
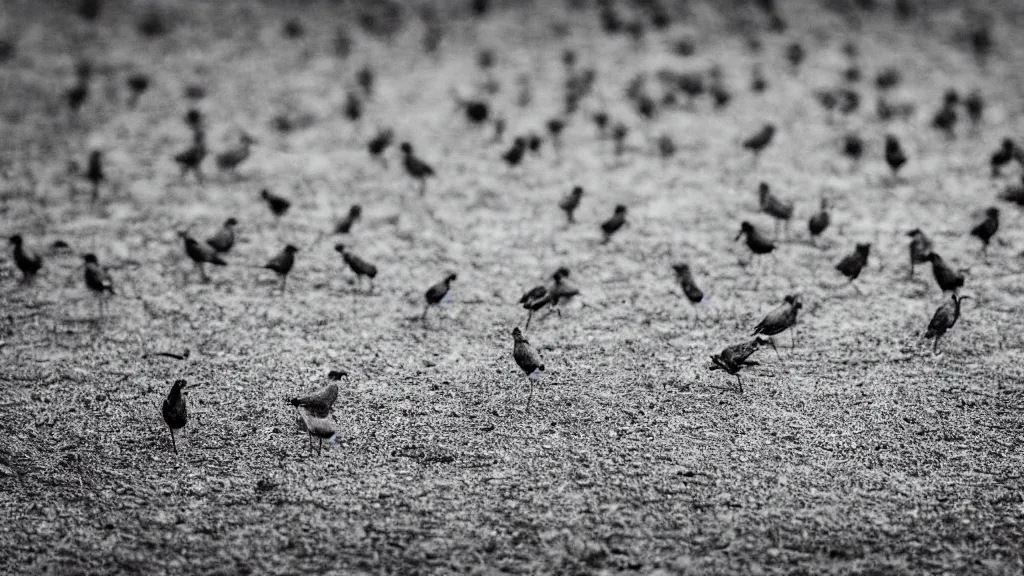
[908,260,914,279]
[524,310,533,330]
[169,428,178,454]
[791,329,796,350]
[851,281,864,295]
[318,438,323,456]
[735,374,743,394]
[419,179,426,197]
[525,379,534,412]
[422,305,430,322]
[933,336,941,355]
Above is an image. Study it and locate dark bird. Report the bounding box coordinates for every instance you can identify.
[334,205,362,235]
[884,134,907,177]
[66,80,89,114]
[672,263,704,306]
[559,186,584,224]
[161,379,188,454]
[126,73,149,108]
[502,137,527,167]
[83,253,114,295]
[990,139,1016,177]
[592,111,609,139]
[215,132,256,175]
[174,131,206,184]
[928,252,964,294]
[808,199,830,244]
[180,231,226,282]
[924,294,970,354]
[454,97,489,125]
[343,91,362,122]
[299,412,337,456]
[511,327,544,411]
[334,244,378,292]
[260,188,290,220]
[86,150,104,202]
[836,243,871,286]
[709,337,774,393]
[400,142,436,195]
[931,91,958,138]
[264,245,298,293]
[785,42,804,71]
[875,67,900,90]
[753,294,802,350]
[964,91,984,127]
[736,221,776,257]
[356,65,374,97]
[758,182,793,237]
[367,128,393,166]
[9,235,42,282]
[906,228,933,277]
[546,118,565,149]
[751,65,768,93]
[742,123,776,158]
[519,285,552,330]
[184,108,203,132]
[998,177,1024,206]
[206,218,237,254]
[970,207,999,254]
[611,123,629,156]
[289,383,339,419]
[423,273,457,320]
[600,205,627,244]
[548,267,580,316]
[657,134,676,161]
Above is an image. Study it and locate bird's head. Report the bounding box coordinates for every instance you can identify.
[400,142,412,154]
[553,267,570,280]
[171,379,186,393]
[89,150,102,161]
[736,221,753,240]
[906,228,922,237]
[571,185,584,197]
[349,205,363,218]
[784,294,804,309]
[225,217,238,227]
[856,243,871,256]
[512,326,524,341]
[954,294,972,306]
[758,182,770,199]
[754,336,777,353]
[327,369,347,381]
[614,204,627,215]
[943,89,959,106]
[1002,138,1015,150]
[445,272,458,283]
[82,253,98,264]
[985,207,999,218]
[260,188,270,199]
[333,243,346,254]
[9,235,22,246]
[764,123,776,135]
[284,244,299,254]
[672,263,689,275]
[926,252,941,263]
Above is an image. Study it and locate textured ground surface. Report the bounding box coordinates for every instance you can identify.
[1,0,1024,574]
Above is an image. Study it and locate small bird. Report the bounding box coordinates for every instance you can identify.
[742,123,775,158]
[423,272,457,320]
[928,252,965,294]
[86,150,104,202]
[502,137,527,167]
[161,379,188,454]
[264,245,298,293]
[215,132,256,175]
[299,413,337,456]
[672,263,704,307]
[931,90,958,138]
[657,134,676,161]
[260,188,290,221]
[174,131,206,184]
[456,98,489,125]
[334,244,378,292]
[600,205,627,244]
[526,133,543,155]
[558,186,584,224]
[180,232,226,282]
[548,267,580,316]
[334,205,362,235]
[9,235,42,282]
[875,67,900,90]
[964,91,984,127]
[289,383,339,419]
[970,207,999,254]
[343,91,362,122]
[519,285,552,330]
[356,65,374,97]
[125,73,150,108]
[884,134,907,178]
[785,42,805,71]
[906,229,933,277]
[758,182,793,237]
[709,337,774,393]
[83,254,115,321]
[206,218,237,254]
[546,118,565,149]
[400,142,436,195]
[808,199,830,245]
[367,128,393,166]
[751,65,768,93]
[511,327,544,411]
[184,108,204,132]
[924,294,970,355]
[753,294,802,350]
[836,243,871,288]
[736,221,776,258]
[991,139,1017,177]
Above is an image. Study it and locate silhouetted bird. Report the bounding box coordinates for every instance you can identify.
[502,137,526,167]
[742,124,775,158]
[592,111,609,139]
[932,91,958,138]
[519,284,552,330]
[161,379,188,454]
[736,221,776,258]
[924,294,970,355]
[334,244,378,291]
[885,135,907,177]
[9,235,42,282]
[928,252,964,294]
[836,243,870,287]
[289,383,339,419]
[758,182,793,237]
[991,139,1016,177]
[785,42,804,71]
[174,131,206,184]
[601,205,627,244]
[511,327,544,411]
[368,128,393,166]
[126,73,149,108]
[559,186,584,224]
[423,273,456,320]
[261,188,290,220]
[456,98,489,125]
[356,65,374,97]
[751,65,768,93]
[184,108,203,132]
[215,132,256,175]
[343,91,362,122]
[300,412,337,456]
[657,134,676,161]
[264,245,298,293]
[808,199,830,244]
[964,91,984,127]
[526,133,542,154]
[86,150,104,202]
[906,228,933,277]
[709,337,774,392]
[611,123,629,156]
[400,142,435,195]
[206,218,237,254]
[548,267,580,316]
[753,294,802,349]
[180,231,226,282]
[546,118,565,149]
[875,67,900,90]
[334,205,362,235]
[970,207,999,254]
[842,133,864,161]
[672,263,704,306]
[83,253,115,320]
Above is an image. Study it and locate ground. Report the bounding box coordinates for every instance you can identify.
[1,0,1023,574]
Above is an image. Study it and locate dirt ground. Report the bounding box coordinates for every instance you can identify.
[1,0,1023,574]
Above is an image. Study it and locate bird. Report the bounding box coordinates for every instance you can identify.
[180,232,227,282]
[367,128,393,166]
[260,188,290,221]
[750,65,768,93]
[511,327,544,411]
[161,379,188,454]
[546,118,565,149]
[334,205,362,235]
[9,235,42,282]
[264,244,298,293]
[844,132,866,161]
[83,253,115,319]
[519,284,552,330]
[931,90,958,138]
[289,383,339,419]
[66,78,89,114]
[548,267,580,316]
[736,221,776,264]
[924,294,970,355]
[502,137,527,168]
[990,139,1017,177]
[299,413,337,456]
[964,91,984,127]
[592,111,609,139]
[125,73,149,108]
[526,133,543,155]
[970,207,999,254]
[455,97,489,125]
[400,142,436,195]
[753,294,802,350]
[356,64,374,97]
[836,243,871,288]
[215,132,256,175]
[884,135,907,178]
[423,273,457,320]
[906,229,933,277]
[173,130,206,184]
[334,244,378,292]
[343,91,362,122]
[657,134,676,161]
[758,182,793,237]
[611,123,629,157]
[785,42,805,71]
[808,199,830,245]
[558,186,584,224]
[206,218,237,254]
[85,150,104,202]
[709,337,774,393]
[600,205,627,244]
[742,124,775,158]
[184,108,204,132]
[672,263,704,308]
[928,252,965,294]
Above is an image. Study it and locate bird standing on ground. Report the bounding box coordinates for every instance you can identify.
[672,263,704,308]
[928,252,965,294]
[753,294,802,349]
[836,243,871,288]
[206,218,237,254]
[401,142,436,196]
[970,207,999,254]
[808,199,830,245]
[931,90,959,138]
[264,245,298,293]
[843,133,864,162]
[924,294,970,354]
[9,235,42,282]
[559,186,584,224]
[289,383,339,419]
[86,150,104,202]
[334,205,362,235]
[906,229,933,277]
[964,91,984,127]
[180,231,227,282]
[368,129,393,166]
[423,273,456,321]
[300,413,337,456]
[261,188,290,221]
[161,379,188,454]
[519,284,552,330]
[174,130,206,184]
[709,337,774,393]
[126,73,149,108]
[334,244,378,292]
[758,182,793,237]
[600,205,627,244]
[885,135,907,178]
[736,221,776,262]
[991,139,1016,177]
[83,253,115,319]
[502,137,527,167]
[548,267,580,316]
[215,132,256,176]
[742,123,775,159]
[511,327,544,411]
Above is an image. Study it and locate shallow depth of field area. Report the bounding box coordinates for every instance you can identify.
[1,0,1023,574]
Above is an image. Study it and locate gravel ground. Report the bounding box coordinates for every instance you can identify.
[1,0,1023,574]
